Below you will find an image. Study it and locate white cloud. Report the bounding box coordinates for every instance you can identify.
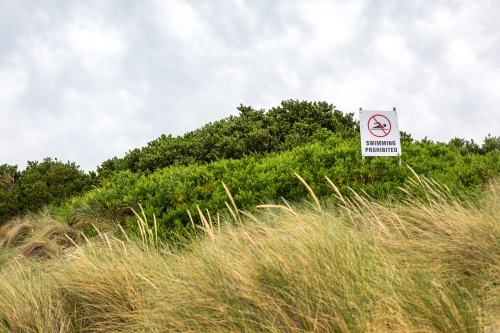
[1,0,499,171]
[0,67,28,108]
[66,19,125,73]
[152,0,208,43]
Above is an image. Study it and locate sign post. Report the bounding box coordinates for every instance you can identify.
[359,107,402,165]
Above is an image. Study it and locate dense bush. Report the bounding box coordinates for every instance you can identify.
[62,131,500,241]
[97,100,359,178]
[0,158,96,224]
[448,134,500,155]
[0,164,21,223]
[4,100,500,240]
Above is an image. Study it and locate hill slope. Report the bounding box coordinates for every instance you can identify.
[1,176,499,331]
[58,129,500,241]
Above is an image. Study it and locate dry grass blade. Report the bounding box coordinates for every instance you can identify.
[222,182,240,222]
[187,209,196,230]
[130,203,159,247]
[256,204,299,217]
[1,174,499,331]
[197,205,215,242]
[17,238,60,259]
[225,201,239,223]
[2,222,34,246]
[130,207,146,245]
[239,210,262,224]
[325,176,346,204]
[295,173,322,212]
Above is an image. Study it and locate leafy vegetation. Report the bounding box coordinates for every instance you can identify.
[97,100,359,177]
[448,133,500,155]
[2,100,358,226]
[1,99,500,331]
[57,129,500,241]
[0,158,96,225]
[2,100,500,242]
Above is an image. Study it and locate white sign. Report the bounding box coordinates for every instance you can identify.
[359,110,401,157]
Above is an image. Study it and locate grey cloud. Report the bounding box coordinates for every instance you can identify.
[1,0,499,171]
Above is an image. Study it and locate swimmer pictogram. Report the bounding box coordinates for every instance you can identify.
[368,114,392,137]
[359,109,401,157]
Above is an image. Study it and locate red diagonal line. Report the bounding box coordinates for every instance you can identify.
[373,116,389,135]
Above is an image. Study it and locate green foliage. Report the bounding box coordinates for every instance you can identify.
[0,164,20,190]
[0,164,21,223]
[0,158,96,224]
[64,132,500,241]
[3,101,500,242]
[448,134,500,155]
[97,100,359,177]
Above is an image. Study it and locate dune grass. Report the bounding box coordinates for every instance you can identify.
[0,175,500,332]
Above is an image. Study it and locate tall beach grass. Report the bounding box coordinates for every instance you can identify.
[0,175,499,332]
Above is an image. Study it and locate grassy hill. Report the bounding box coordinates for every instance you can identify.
[1,100,500,330]
[1,175,500,332]
[2,101,499,241]
[51,128,500,241]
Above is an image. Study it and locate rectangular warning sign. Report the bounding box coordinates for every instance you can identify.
[359,110,402,157]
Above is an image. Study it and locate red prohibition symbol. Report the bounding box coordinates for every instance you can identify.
[368,114,392,137]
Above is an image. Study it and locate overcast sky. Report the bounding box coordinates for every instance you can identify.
[1,0,499,172]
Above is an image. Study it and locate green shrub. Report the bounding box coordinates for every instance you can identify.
[0,164,21,223]
[97,100,359,177]
[0,158,96,225]
[4,101,500,241]
[62,132,500,241]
